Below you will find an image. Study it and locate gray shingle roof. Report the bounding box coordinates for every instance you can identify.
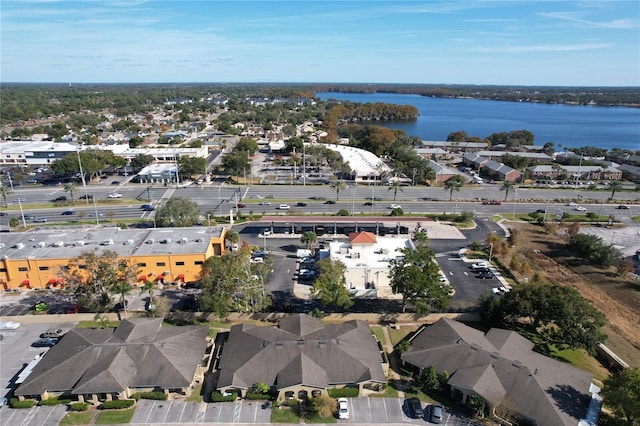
[216,314,385,391]
[16,318,208,396]
[401,318,593,426]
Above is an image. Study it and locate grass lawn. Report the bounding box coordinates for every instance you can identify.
[76,321,120,329]
[305,412,336,423]
[271,406,300,423]
[369,385,399,398]
[59,411,96,425]
[402,385,439,405]
[370,325,386,344]
[388,326,415,346]
[95,407,135,424]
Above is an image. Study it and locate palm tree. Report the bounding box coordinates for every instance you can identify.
[330,180,347,201]
[609,181,622,200]
[300,231,317,250]
[225,228,240,251]
[139,278,156,300]
[387,180,403,201]
[500,182,516,201]
[110,281,132,319]
[0,185,12,208]
[63,182,77,204]
[443,175,463,201]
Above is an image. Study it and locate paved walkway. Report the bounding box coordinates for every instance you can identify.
[382,325,405,399]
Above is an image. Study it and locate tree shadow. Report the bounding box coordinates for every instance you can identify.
[546,384,591,421]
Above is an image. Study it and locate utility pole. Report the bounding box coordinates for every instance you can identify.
[77,149,89,202]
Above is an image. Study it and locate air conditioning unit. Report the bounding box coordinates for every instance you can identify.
[53,241,64,247]
[37,242,46,248]
[76,241,85,246]
[14,243,25,249]
[161,238,171,244]
[123,239,134,245]
[146,239,154,244]
[178,237,188,244]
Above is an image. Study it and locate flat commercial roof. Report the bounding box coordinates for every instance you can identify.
[0,226,224,260]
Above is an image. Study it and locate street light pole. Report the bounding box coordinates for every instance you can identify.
[512,188,518,220]
[77,149,89,203]
[489,242,494,262]
[17,197,26,228]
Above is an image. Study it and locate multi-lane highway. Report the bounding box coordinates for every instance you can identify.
[1,182,638,226]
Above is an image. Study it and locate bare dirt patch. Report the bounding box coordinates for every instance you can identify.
[497,221,640,368]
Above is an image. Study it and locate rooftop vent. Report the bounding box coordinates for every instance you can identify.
[512,360,523,368]
[470,343,481,351]
[490,352,500,359]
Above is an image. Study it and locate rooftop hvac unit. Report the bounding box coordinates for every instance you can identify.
[14,243,25,249]
[53,241,64,247]
[178,237,188,244]
[146,239,154,244]
[37,242,46,248]
[351,252,360,259]
[123,239,134,245]
[161,238,171,244]
[76,241,85,246]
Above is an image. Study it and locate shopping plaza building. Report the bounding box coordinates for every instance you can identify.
[0,226,227,290]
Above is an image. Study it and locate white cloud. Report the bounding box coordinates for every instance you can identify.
[473,43,611,53]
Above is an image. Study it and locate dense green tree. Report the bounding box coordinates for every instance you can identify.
[62,250,139,313]
[154,197,201,227]
[128,136,144,148]
[310,258,353,310]
[389,234,451,313]
[199,250,271,316]
[482,283,606,352]
[130,153,154,170]
[602,368,640,425]
[234,137,259,154]
[568,233,621,267]
[52,150,126,180]
[178,156,207,178]
[421,366,440,391]
[221,152,251,177]
[446,131,468,142]
[501,153,529,172]
[284,136,304,153]
[443,175,464,201]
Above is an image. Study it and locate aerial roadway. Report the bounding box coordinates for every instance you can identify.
[1,181,637,226]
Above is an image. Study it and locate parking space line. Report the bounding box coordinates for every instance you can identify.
[366,398,372,424]
[39,406,56,426]
[144,400,156,424]
[3,406,18,425]
[232,400,241,423]
[382,397,388,422]
[20,405,37,426]
[162,400,173,423]
[178,401,187,422]
[216,403,223,422]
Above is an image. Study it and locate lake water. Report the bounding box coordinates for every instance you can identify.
[317,92,640,151]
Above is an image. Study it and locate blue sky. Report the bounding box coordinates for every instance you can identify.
[1,1,638,86]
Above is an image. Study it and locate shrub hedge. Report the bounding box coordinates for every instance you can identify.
[327,387,359,398]
[210,391,237,402]
[70,402,89,411]
[101,399,135,409]
[39,398,72,406]
[131,391,167,401]
[246,392,273,400]
[10,399,36,408]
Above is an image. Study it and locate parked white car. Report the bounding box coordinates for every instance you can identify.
[390,204,402,209]
[471,262,490,270]
[337,398,349,419]
[107,193,123,198]
[278,204,291,210]
[574,206,587,211]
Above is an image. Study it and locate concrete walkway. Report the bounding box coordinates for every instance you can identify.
[382,325,405,399]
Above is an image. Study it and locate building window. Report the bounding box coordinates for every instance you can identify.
[79,265,87,270]
[194,261,203,266]
[60,266,69,271]
[138,262,147,267]
[175,261,185,266]
[18,267,28,272]
[0,268,6,273]
[156,262,166,267]
[39,266,49,271]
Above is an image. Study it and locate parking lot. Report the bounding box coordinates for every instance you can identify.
[0,404,68,426]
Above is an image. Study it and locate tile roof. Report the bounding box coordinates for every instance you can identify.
[349,231,377,244]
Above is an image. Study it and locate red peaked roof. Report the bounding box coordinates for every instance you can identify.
[348,231,377,244]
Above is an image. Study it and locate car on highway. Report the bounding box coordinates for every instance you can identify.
[363,201,374,206]
[535,209,546,214]
[566,202,577,206]
[617,205,630,209]
[324,200,335,204]
[32,337,59,347]
[107,193,123,198]
[61,210,75,215]
[390,204,402,209]
[574,206,587,211]
[140,204,155,211]
[0,321,21,330]
[259,201,271,205]
[0,212,6,216]
[111,180,120,185]
[337,398,349,419]
[406,397,423,419]
[88,212,104,217]
[33,217,48,223]
[278,204,291,210]
[237,203,247,208]
[53,196,67,202]
[79,194,94,200]
[296,202,307,207]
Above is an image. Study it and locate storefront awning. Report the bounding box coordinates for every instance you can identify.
[139,275,147,281]
[177,274,185,281]
[155,274,164,281]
